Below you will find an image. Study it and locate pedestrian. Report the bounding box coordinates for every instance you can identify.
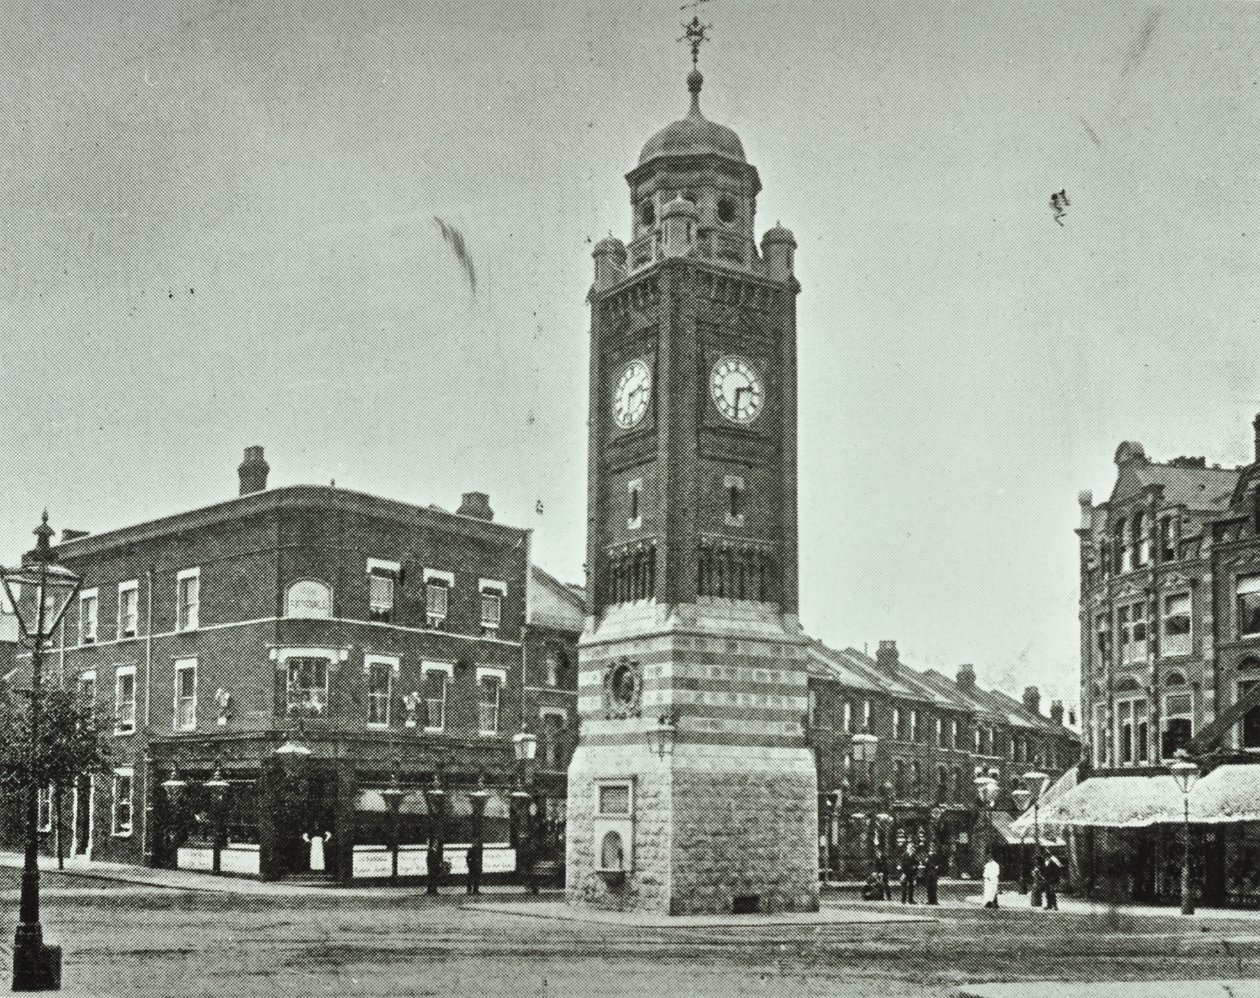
[874,852,891,901]
[1031,849,1045,907]
[427,836,444,895]
[1042,853,1062,911]
[302,830,331,873]
[982,852,1001,908]
[466,841,483,896]
[899,845,919,905]
[922,848,940,906]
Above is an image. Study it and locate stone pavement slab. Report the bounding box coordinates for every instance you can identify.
[467,899,937,928]
[960,893,1260,921]
[957,982,1260,998]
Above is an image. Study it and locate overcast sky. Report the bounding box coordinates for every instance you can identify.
[2,1,1258,712]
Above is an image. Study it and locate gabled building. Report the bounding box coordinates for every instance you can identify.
[1065,414,1260,904]
[6,447,581,884]
[807,639,1079,878]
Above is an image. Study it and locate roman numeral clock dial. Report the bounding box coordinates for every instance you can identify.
[612,359,652,429]
[710,356,764,424]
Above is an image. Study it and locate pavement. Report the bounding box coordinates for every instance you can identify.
[957,983,1260,998]
[468,899,937,928]
[0,850,555,898]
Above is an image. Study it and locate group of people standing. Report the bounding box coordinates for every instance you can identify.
[862,845,942,905]
[982,850,1062,910]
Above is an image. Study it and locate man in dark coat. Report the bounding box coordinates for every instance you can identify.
[921,849,941,906]
[1042,853,1063,911]
[899,846,919,904]
[874,852,891,901]
[427,837,444,895]
[466,841,483,896]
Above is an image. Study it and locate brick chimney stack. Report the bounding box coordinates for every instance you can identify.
[456,491,494,521]
[956,664,976,691]
[1254,412,1260,463]
[875,640,900,675]
[1049,700,1064,725]
[1023,686,1041,715]
[238,446,269,496]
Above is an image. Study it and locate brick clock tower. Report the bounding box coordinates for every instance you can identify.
[565,21,818,916]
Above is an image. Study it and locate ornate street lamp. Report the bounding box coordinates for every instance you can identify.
[423,765,447,895]
[1168,753,1200,916]
[468,772,491,896]
[380,755,406,883]
[512,726,539,894]
[204,764,231,874]
[974,769,999,879]
[0,512,83,992]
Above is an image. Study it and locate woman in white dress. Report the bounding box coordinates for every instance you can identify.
[982,854,1001,908]
[302,831,331,872]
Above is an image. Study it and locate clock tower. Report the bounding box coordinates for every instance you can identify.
[565,21,818,916]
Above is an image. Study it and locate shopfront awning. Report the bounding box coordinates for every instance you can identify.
[986,810,1066,847]
[1187,764,1260,824]
[1010,766,1077,842]
[1040,774,1184,828]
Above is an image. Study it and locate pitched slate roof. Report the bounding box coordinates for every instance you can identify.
[528,565,585,633]
[1111,461,1240,512]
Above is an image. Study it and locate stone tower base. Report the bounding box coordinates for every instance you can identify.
[566,736,819,915]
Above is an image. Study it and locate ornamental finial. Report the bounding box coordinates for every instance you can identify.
[678,5,712,71]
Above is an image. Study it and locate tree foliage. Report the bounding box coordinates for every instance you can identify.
[0,683,111,795]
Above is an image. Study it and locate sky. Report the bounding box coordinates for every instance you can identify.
[2,1,1258,714]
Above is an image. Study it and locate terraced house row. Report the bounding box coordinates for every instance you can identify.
[2,448,582,884]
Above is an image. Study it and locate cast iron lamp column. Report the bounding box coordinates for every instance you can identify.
[1010,782,1032,892]
[468,772,491,895]
[204,764,231,874]
[1,513,83,992]
[380,756,405,883]
[974,770,998,879]
[512,726,539,894]
[1168,754,1200,916]
[423,767,447,895]
[1021,769,1049,901]
[159,765,187,868]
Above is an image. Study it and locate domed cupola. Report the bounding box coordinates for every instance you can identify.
[638,70,747,166]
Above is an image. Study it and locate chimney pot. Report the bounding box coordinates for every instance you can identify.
[956,664,976,691]
[238,446,269,496]
[1253,412,1260,464]
[456,491,494,521]
[1049,700,1065,725]
[875,640,899,675]
[1023,686,1042,715]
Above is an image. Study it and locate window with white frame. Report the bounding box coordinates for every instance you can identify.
[1114,518,1128,573]
[953,718,965,750]
[112,769,133,835]
[892,707,902,740]
[1162,592,1191,657]
[1094,703,1108,765]
[842,701,853,734]
[118,580,139,638]
[37,786,52,832]
[1162,688,1193,757]
[80,589,98,644]
[78,670,96,713]
[1134,511,1149,566]
[365,656,396,726]
[477,667,505,735]
[936,716,945,748]
[479,580,504,632]
[422,662,452,732]
[862,699,872,731]
[1238,575,1260,637]
[1117,700,1141,765]
[541,709,567,769]
[115,666,136,734]
[545,644,566,687]
[176,568,200,631]
[1238,679,1260,750]
[174,658,197,731]
[423,569,453,627]
[910,709,920,743]
[367,559,399,623]
[1095,613,1110,668]
[1159,516,1176,561]
[285,656,330,716]
[1119,600,1148,663]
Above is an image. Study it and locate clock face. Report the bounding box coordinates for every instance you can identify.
[612,359,652,429]
[710,356,764,424]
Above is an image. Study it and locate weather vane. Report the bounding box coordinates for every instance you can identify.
[679,1,713,70]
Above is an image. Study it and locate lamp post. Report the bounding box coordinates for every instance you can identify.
[1,512,83,992]
[1168,753,1200,916]
[1010,782,1032,892]
[380,755,405,882]
[204,763,230,874]
[1022,769,1049,903]
[468,772,491,896]
[423,765,447,895]
[974,769,998,879]
[512,726,539,894]
[159,764,187,868]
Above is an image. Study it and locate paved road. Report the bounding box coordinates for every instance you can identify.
[0,870,1255,996]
